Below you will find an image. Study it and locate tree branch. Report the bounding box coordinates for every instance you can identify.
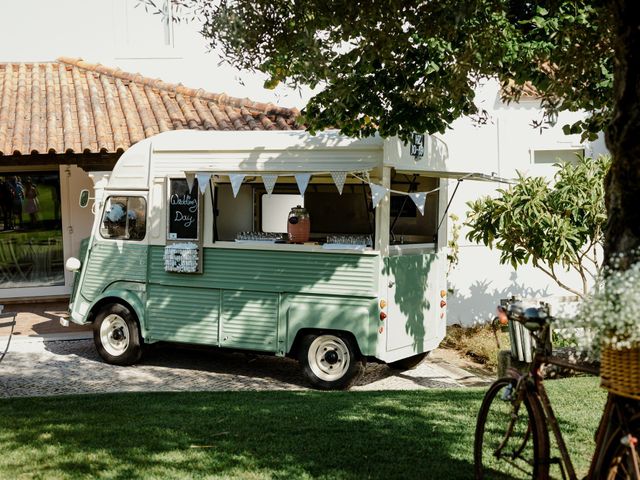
[534,261,585,298]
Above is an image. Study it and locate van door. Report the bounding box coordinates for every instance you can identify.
[79,194,148,303]
[220,290,279,352]
[385,248,445,353]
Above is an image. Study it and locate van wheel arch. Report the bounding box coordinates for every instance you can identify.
[88,297,142,330]
[288,328,363,359]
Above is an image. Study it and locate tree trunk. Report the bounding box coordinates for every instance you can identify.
[604,1,640,269]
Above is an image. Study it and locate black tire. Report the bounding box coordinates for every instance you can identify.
[388,352,430,371]
[474,377,550,479]
[598,414,640,479]
[299,333,365,390]
[93,303,143,366]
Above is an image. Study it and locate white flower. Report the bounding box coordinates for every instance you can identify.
[563,259,640,356]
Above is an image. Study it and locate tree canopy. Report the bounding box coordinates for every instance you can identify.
[141,0,639,267]
[150,0,612,140]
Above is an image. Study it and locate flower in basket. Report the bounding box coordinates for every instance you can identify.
[568,259,640,358]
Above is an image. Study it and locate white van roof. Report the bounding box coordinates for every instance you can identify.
[107,130,384,190]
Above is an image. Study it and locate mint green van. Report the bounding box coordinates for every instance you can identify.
[65,130,449,389]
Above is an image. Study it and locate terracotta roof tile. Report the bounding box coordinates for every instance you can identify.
[0,57,301,156]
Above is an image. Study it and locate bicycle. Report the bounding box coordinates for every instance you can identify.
[474,299,640,479]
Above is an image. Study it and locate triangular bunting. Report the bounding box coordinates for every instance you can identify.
[196,172,210,194]
[295,173,311,196]
[409,192,427,215]
[262,174,278,195]
[229,174,245,198]
[370,183,389,209]
[185,172,195,193]
[331,171,347,195]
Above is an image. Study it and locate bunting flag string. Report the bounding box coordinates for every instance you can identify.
[229,174,245,198]
[294,173,311,196]
[185,172,195,193]
[262,174,278,195]
[409,192,427,215]
[184,170,452,209]
[196,172,210,194]
[370,183,389,209]
[330,171,347,195]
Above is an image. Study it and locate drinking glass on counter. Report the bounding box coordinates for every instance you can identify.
[235,232,285,242]
[326,234,372,246]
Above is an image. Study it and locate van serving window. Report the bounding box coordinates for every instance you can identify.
[389,171,439,245]
[100,196,147,241]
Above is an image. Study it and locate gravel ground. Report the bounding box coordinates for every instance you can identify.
[0,336,492,397]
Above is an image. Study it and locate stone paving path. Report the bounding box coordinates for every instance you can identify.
[0,335,492,397]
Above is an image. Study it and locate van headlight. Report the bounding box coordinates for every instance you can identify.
[65,257,82,272]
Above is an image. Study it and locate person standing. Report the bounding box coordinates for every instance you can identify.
[23,178,39,227]
[8,177,23,228]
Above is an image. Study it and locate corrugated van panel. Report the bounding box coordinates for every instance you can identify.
[80,242,147,300]
[147,285,220,344]
[148,246,378,297]
[284,294,378,355]
[221,290,278,351]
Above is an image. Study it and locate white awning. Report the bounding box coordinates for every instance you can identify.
[395,169,516,184]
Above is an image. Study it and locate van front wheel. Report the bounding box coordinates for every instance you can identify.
[93,303,142,366]
[299,333,365,390]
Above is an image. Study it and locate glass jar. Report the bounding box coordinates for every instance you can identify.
[287,205,310,243]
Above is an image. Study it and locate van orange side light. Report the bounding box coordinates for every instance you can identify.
[440,290,447,298]
[379,299,387,309]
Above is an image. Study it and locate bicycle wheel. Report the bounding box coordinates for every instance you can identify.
[474,377,550,479]
[600,415,640,479]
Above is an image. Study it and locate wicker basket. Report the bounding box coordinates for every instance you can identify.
[600,346,640,400]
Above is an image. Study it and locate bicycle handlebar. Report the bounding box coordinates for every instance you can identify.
[500,299,553,332]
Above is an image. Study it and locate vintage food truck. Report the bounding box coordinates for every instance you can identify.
[64,129,452,389]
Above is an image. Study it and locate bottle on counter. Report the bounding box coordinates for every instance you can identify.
[287,205,310,243]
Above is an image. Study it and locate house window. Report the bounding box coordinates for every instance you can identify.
[532,148,584,165]
[0,171,63,288]
[115,0,176,56]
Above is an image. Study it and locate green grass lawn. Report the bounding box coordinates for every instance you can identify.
[0,377,606,479]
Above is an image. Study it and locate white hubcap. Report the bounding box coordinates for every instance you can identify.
[308,335,350,382]
[100,314,129,357]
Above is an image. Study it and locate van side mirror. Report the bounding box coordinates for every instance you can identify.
[79,189,91,208]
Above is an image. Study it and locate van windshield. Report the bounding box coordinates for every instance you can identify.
[100,196,146,241]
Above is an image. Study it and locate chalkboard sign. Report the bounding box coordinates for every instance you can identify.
[168,179,199,240]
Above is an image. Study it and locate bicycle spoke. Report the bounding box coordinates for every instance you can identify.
[475,378,549,479]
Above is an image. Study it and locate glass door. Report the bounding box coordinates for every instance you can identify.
[0,171,63,288]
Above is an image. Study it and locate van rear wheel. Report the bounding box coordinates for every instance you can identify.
[93,303,142,366]
[299,333,365,390]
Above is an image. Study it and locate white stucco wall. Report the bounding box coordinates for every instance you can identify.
[442,79,608,325]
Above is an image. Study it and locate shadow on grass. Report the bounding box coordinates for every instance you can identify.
[0,390,483,479]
